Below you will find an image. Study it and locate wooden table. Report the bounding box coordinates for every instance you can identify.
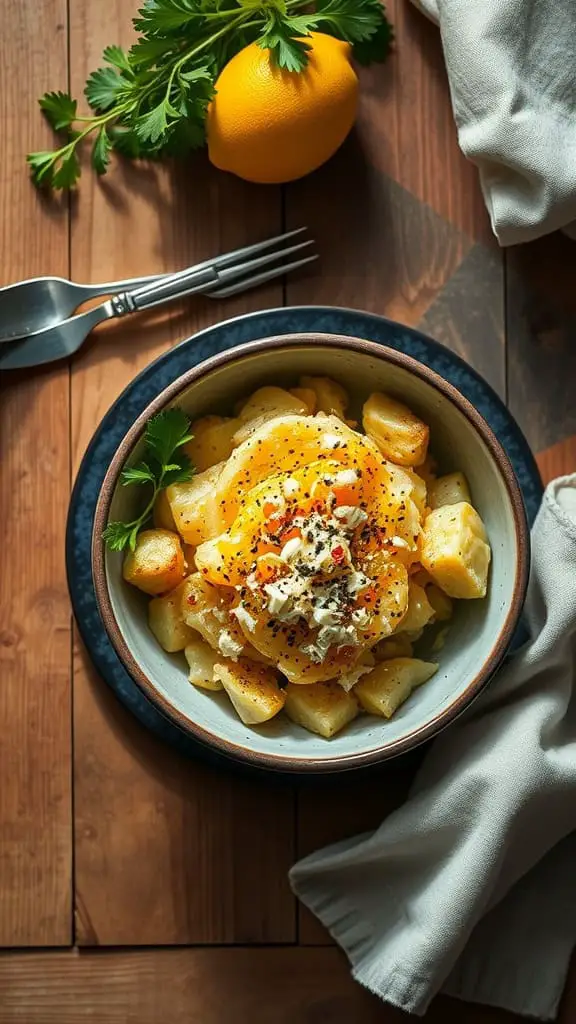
[1,1,575,1020]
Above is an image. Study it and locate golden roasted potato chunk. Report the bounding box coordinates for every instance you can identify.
[373,634,414,661]
[418,454,438,485]
[148,581,195,652]
[363,392,429,467]
[237,386,309,422]
[183,545,196,572]
[185,415,238,471]
[153,489,177,532]
[421,502,491,599]
[428,471,472,510]
[184,639,224,691]
[290,387,317,414]
[398,581,435,634]
[401,467,427,517]
[426,583,453,621]
[355,658,438,718]
[284,681,359,738]
[213,659,286,724]
[123,529,186,596]
[299,375,349,420]
[180,573,245,657]
[166,462,224,546]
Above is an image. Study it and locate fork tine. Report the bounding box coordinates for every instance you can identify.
[207,254,318,298]
[209,227,308,272]
[214,239,314,287]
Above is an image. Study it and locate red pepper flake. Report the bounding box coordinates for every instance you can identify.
[187,595,197,605]
[331,545,346,564]
[263,501,279,519]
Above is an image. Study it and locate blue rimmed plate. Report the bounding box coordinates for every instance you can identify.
[67,306,542,765]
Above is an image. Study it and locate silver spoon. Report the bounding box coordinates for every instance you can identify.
[0,272,165,343]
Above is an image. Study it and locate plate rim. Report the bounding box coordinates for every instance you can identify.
[67,304,543,773]
[91,331,530,773]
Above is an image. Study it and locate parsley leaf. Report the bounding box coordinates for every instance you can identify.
[353,16,394,65]
[27,150,58,185]
[145,408,194,466]
[109,125,142,158]
[258,12,313,72]
[314,0,386,41]
[103,408,195,552]
[102,521,138,552]
[85,66,126,112]
[92,126,113,173]
[121,463,156,485]
[163,454,194,487]
[39,91,77,131]
[52,150,81,189]
[134,0,206,34]
[103,44,134,75]
[135,100,175,143]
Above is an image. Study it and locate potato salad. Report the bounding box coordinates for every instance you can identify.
[120,377,491,738]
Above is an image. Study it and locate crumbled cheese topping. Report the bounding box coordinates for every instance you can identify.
[389,535,411,549]
[280,536,302,561]
[231,604,257,633]
[333,505,368,530]
[334,469,358,487]
[246,498,379,662]
[282,476,300,497]
[321,432,343,450]
[233,462,410,664]
[336,658,374,692]
[218,629,244,660]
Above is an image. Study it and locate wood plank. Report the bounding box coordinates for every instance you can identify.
[285,3,504,943]
[506,236,576,475]
[4,946,574,1023]
[0,0,72,944]
[380,0,491,246]
[69,0,293,944]
[536,438,576,486]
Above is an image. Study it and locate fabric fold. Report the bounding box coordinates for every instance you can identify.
[409,0,576,245]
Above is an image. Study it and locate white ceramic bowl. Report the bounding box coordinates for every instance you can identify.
[92,334,529,773]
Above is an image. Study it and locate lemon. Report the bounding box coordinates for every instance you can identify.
[207,33,359,184]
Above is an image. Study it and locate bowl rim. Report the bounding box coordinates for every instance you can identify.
[91,332,530,773]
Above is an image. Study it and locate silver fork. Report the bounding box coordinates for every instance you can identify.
[0,229,316,371]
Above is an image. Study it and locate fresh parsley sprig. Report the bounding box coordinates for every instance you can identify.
[103,408,195,552]
[28,0,393,189]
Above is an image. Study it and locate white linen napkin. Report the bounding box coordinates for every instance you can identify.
[290,475,576,1019]
[410,0,576,246]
